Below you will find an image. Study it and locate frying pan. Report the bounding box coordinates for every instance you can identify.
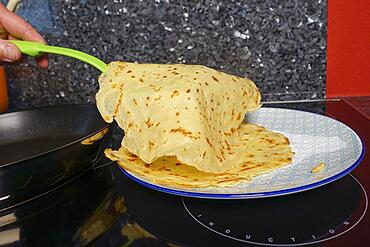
[0,104,111,210]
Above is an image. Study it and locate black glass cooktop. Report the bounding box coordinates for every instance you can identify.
[0,99,369,247]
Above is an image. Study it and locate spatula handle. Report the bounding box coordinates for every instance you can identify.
[9,40,107,72]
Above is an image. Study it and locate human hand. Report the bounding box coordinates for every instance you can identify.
[0,3,48,68]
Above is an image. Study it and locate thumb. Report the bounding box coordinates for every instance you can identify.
[0,39,22,62]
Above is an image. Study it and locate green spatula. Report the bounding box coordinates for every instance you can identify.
[9,40,107,72]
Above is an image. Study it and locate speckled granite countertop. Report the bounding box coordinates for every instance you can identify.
[3,0,327,111]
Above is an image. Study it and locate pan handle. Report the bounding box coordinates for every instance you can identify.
[90,124,118,170]
[92,158,114,170]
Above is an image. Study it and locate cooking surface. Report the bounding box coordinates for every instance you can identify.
[0,99,368,247]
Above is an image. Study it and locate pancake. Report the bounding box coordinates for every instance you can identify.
[96,61,261,173]
[105,123,293,188]
[96,61,294,188]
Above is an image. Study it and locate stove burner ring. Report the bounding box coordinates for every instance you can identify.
[183,174,368,246]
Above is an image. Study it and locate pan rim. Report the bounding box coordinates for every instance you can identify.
[0,104,110,168]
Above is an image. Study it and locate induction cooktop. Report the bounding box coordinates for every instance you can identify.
[0,99,368,247]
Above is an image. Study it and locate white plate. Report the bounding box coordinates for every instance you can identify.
[119,107,365,199]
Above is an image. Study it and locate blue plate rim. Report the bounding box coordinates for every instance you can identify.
[118,108,366,199]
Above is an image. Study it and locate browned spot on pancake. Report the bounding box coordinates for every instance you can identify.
[127,70,132,73]
[128,122,134,128]
[144,164,150,168]
[232,78,236,82]
[236,112,242,120]
[205,82,209,86]
[170,127,198,139]
[139,78,144,82]
[128,153,137,158]
[133,98,138,105]
[240,166,255,171]
[206,137,212,147]
[149,141,155,150]
[146,96,150,100]
[216,178,239,184]
[171,90,179,98]
[155,122,161,127]
[196,89,200,93]
[131,75,135,78]
[186,89,191,93]
[224,131,231,136]
[268,139,276,144]
[201,151,207,158]
[284,137,290,144]
[154,95,162,101]
[175,163,182,166]
[212,76,219,82]
[145,118,154,128]
[164,168,171,171]
[176,112,180,116]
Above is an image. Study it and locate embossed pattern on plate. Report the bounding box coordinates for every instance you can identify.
[120,108,364,199]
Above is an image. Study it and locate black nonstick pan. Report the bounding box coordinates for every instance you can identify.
[0,104,111,210]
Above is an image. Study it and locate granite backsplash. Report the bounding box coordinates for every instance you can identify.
[3,0,327,111]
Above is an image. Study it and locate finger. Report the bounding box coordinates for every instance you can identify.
[8,33,48,68]
[0,8,49,68]
[0,39,22,62]
[0,55,26,66]
[36,54,49,69]
[0,6,46,44]
[8,34,20,40]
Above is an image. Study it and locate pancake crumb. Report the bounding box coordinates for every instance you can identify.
[311,162,325,173]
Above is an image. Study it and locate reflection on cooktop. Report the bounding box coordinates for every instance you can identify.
[0,166,125,247]
[123,174,367,247]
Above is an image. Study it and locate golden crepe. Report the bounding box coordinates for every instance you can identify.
[96,62,261,173]
[105,123,293,188]
[96,61,294,188]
